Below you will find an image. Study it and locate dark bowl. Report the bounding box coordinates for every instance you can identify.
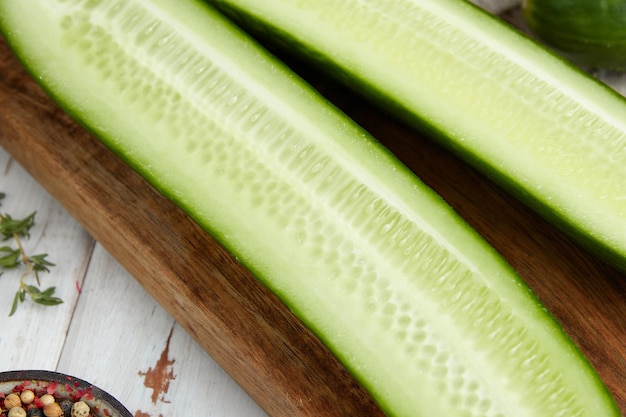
[0,370,132,417]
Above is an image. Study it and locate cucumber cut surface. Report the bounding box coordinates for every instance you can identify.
[207,0,626,272]
[0,1,619,416]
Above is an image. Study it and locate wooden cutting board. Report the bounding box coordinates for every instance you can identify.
[1,34,625,417]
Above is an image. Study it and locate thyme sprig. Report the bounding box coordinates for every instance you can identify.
[0,192,62,316]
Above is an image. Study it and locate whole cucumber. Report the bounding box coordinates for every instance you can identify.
[523,0,626,70]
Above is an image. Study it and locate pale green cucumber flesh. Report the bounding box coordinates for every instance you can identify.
[208,0,626,272]
[0,1,619,416]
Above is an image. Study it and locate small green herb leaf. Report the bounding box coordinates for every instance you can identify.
[9,290,24,317]
[0,246,21,268]
[27,285,63,306]
[29,253,55,272]
[28,253,55,285]
[0,211,36,240]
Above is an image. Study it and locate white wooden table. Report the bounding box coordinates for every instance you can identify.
[2,1,626,416]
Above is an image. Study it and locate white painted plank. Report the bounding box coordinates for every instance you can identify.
[57,244,268,417]
[0,147,95,370]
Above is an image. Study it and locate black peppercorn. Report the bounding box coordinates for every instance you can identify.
[57,401,72,417]
[26,408,43,417]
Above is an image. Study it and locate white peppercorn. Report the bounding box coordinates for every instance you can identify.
[43,402,63,417]
[19,390,35,405]
[38,395,55,407]
[70,401,90,417]
[8,406,27,417]
[4,393,22,409]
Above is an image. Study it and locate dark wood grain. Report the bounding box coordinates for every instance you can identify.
[1,30,625,417]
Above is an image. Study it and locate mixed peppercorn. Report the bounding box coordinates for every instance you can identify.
[1,382,96,417]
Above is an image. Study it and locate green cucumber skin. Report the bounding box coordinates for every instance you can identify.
[0,0,620,416]
[208,0,626,273]
[523,0,626,70]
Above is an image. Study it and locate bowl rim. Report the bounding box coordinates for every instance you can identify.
[0,369,132,417]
